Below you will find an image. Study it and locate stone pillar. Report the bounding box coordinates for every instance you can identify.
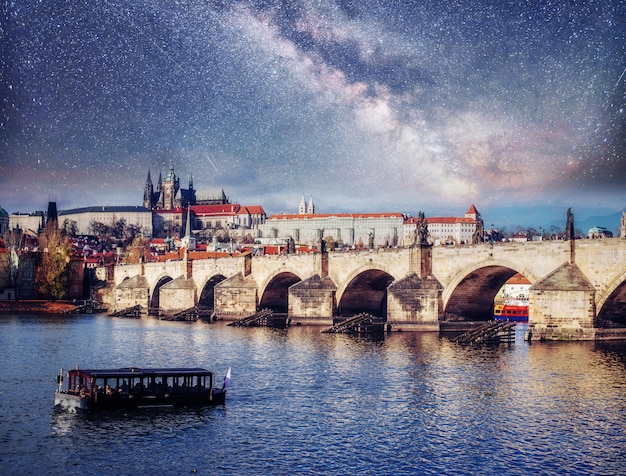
[244,252,252,277]
[528,263,596,341]
[115,275,149,311]
[160,276,196,312]
[409,244,433,277]
[214,273,258,319]
[386,273,442,331]
[288,274,336,325]
[185,253,193,280]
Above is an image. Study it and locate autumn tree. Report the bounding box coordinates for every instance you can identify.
[124,236,152,264]
[35,226,71,300]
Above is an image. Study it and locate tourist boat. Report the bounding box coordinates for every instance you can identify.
[493,300,528,322]
[54,366,230,412]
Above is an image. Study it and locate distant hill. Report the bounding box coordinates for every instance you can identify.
[576,211,624,235]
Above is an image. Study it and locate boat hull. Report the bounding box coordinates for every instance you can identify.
[493,304,528,323]
[54,388,226,412]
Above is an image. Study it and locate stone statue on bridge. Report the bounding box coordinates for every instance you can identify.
[565,208,575,240]
[621,211,626,238]
[287,236,296,254]
[416,211,429,245]
[472,216,484,244]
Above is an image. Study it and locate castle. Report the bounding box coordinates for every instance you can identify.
[143,161,229,210]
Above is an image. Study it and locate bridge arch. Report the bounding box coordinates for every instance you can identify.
[443,261,536,321]
[336,268,395,318]
[198,274,227,311]
[149,275,174,312]
[596,269,626,326]
[259,271,302,313]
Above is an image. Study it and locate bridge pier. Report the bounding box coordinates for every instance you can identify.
[288,274,336,325]
[160,276,197,313]
[115,275,149,312]
[528,263,596,341]
[214,273,258,319]
[386,273,442,331]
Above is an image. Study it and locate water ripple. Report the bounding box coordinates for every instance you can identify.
[0,315,625,475]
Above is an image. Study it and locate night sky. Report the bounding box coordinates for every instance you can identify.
[1,0,625,225]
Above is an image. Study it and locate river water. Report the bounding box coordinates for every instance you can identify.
[0,314,625,475]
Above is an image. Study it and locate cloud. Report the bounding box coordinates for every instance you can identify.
[2,0,624,222]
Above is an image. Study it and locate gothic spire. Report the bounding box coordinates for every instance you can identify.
[299,194,307,214]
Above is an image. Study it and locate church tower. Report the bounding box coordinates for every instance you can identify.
[161,160,180,210]
[180,207,197,251]
[307,195,315,214]
[299,195,307,215]
[143,170,154,209]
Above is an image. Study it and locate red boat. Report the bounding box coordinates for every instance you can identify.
[493,303,528,322]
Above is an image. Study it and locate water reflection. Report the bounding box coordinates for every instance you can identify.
[1,314,625,475]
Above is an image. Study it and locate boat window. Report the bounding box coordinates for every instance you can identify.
[170,376,181,393]
[118,379,130,394]
[165,376,177,393]
[154,376,165,394]
[133,378,144,395]
[94,378,106,393]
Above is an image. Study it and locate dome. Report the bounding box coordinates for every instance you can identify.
[0,207,8,218]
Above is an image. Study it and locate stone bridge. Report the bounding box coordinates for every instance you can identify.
[107,238,626,340]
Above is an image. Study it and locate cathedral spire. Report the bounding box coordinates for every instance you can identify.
[307,195,315,214]
[166,159,176,181]
[144,169,154,209]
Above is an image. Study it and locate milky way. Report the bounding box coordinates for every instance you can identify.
[1,0,624,223]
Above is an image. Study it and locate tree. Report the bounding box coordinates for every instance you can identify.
[113,219,127,239]
[125,224,142,242]
[89,220,109,237]
[62,218,78,237]
[3,229,24,299]
[35,227,71,300]
[124,236,151,264]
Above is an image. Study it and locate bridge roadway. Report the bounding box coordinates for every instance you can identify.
[109,238,626,340]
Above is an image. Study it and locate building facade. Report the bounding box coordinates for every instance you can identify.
[59,206,153,236]
[259,197,404,247]
[403,205,483,246]
[9,211,46,233]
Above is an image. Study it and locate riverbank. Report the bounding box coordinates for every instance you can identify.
[0,300,77,314]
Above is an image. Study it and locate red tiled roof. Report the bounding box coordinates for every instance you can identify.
[240,205,266,215]
[506,273,531,285]
[191,204,241,214]
[466,204,478,214]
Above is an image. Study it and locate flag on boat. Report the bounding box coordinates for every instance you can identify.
[222,367,231,390]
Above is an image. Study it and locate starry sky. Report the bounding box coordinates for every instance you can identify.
[1,0,625,226]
